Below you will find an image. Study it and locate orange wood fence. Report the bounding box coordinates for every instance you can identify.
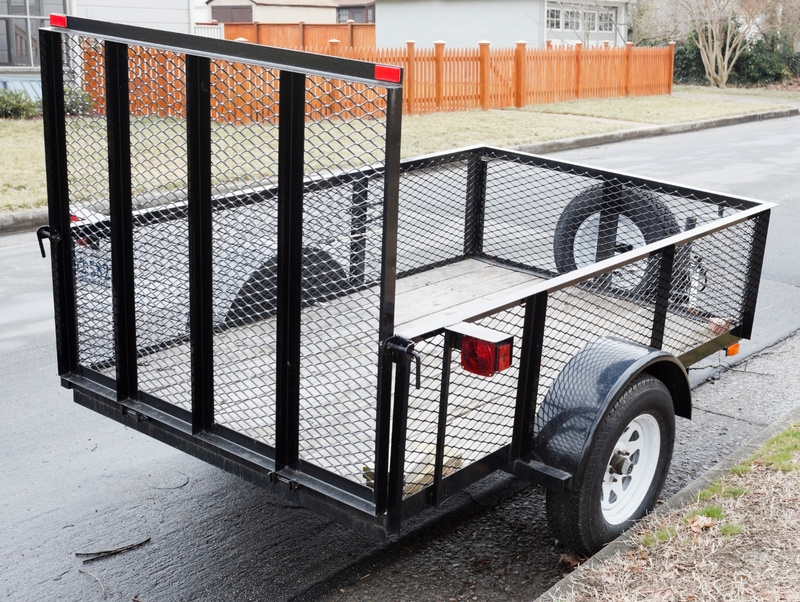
[80,40,674,123]
[319,41,675,115]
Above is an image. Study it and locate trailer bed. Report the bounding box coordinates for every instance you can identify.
[102,258,709,485]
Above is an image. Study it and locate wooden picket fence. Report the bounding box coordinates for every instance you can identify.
[318,41,675,115]
[222,21,376,49]
[78,40,674,124]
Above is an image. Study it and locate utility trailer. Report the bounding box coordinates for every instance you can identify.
[38,15,773,555]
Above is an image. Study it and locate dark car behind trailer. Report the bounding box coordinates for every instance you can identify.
[37,15,772,555]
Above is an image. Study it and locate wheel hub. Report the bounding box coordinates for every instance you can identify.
[609,452,634,476]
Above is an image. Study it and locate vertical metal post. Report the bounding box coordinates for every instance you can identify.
[40,29,79,377]
[650,245,675,350]
[464,153,487,257]
[349,177,369,288]
[429,333,453,506]
[387,348,411,534]
[105,40,138,402]
[186,54,214,433]
[511,291,547,460]
[734,210,771,340]
[374,83,403,512]
[275,69,306,471]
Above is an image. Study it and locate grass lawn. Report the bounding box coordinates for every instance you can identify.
[1,86,795,213]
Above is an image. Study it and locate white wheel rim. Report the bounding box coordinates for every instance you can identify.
[574,213,647,290]
[600,413,661,526]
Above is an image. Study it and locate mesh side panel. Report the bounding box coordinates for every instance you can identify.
[480,150,734,277]
[65,36,114,368]
[127,48,191,408]
[535,255,657,434]
[210,62,280,444]
[402,307,526,498]
[663,219,758,357]
[296,77,388,481]
[396,158,470,274]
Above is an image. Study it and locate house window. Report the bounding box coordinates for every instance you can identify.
[210,6,253,23]
[546,8,561,30]
[1,0,66,67]
[367,7,374,23]
[564,9,580,31]
[598,10,616,32]
[583,11,596,32]
[337,8,349,23]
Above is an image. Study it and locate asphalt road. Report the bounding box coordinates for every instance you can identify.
[2,116,799,601]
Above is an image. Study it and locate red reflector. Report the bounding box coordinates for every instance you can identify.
[50,14,67,28]
[461,336,496,377]
[497,342,512,371]
[374,65,401,83]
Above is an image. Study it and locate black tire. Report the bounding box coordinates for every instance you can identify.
[545,374,675,556]
[225,247,348,327]
[553,185,681,300]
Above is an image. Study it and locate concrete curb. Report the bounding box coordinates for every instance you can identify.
[2,108,798,237]
[536,395,800,601]
[515,107,799,155]
[0,207,48,235]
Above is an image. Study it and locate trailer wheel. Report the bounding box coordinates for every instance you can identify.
[553,185,680,300]
[545,374,674,556]
[225,247,347,327]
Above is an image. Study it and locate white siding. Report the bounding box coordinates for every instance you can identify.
[72,0,193,34]
[376,0,545,48]
[253,6,336,22]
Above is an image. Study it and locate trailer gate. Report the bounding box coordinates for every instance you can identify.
[40,16,773,539]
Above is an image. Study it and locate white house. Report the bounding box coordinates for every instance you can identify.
[375,0,632,48]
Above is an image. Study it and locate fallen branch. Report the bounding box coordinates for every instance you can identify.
[76,537,151,563]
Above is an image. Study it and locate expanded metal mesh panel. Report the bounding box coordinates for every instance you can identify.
[209,62,280,442]
[535,255,657,434]
[297,78,389,481]
[403,305,526,499]
[663,219,758,357]
[128,47,191,408]
[479,150,736,278]
[396,158,470,274]
[64,36,114,368]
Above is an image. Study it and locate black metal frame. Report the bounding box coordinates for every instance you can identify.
[41,17,774,542]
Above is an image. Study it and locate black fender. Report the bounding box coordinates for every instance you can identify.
[532,337,690,485]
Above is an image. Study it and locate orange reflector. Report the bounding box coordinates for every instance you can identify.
[50,14,67,28]
[374,65,401,83]
[726,343,740,357]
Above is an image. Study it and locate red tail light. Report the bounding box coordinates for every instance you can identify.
[447,323,513,378]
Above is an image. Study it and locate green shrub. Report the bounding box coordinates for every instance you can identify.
[673,31,795,87]
[672,39,707,85]
[0,89,39,119]
[730,35,790,86]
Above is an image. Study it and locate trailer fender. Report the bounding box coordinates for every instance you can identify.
[532,336,690,484]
